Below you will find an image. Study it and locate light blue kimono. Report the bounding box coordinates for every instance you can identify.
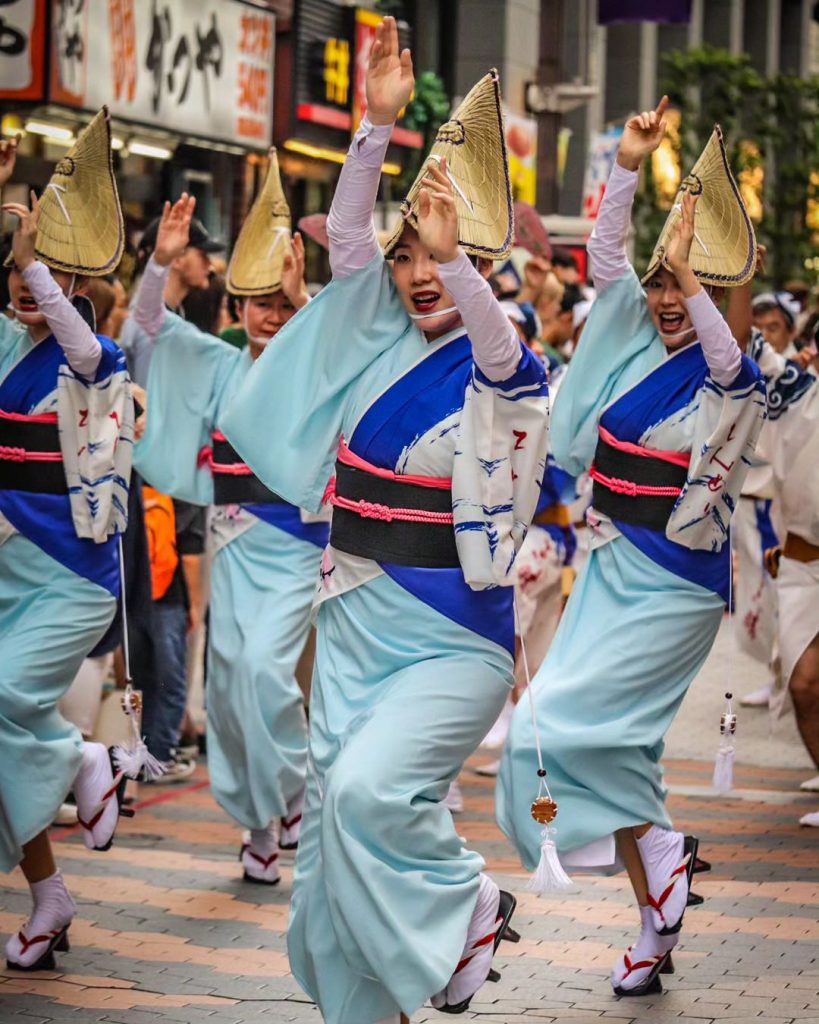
[0,321,127,872]
[497,268,766,869]
[221,255,549,1023]
[134,313,328,831]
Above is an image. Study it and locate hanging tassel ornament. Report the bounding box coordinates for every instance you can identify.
[112,685,166,781]
[527,770,574,895]
[513,592,574,895]
[712,692,736,794]
[110,536,165,781]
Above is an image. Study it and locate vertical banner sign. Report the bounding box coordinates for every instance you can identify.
[351,8,382,133]
[503,108,538,205]
[0,0,46,99]
[49,0,275,148]
[582,128,623,219]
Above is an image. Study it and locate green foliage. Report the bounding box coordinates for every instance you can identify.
[398,70,451,189]
[639,45,819,286]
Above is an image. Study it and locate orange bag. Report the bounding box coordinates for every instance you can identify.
[142,486,178,600]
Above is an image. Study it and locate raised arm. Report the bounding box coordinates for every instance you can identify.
[588,97,669,292]
[2,191,101,377]
[132,194,197,339]
[666,190,741,388]
[327,16,413,279]
[416,159,521,382]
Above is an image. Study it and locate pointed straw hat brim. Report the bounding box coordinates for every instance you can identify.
[227,149,292,296]
[32,108,124,277]
[383,70,514,261]
[643,125,756,288]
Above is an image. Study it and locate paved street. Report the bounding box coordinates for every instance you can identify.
[1,622,817,1024]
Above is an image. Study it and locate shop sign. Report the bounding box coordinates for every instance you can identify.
[0,0,46,99]
[294,0,420,148]
[504,108,537,206]
[582,128,622,219]
[49,0,274,147]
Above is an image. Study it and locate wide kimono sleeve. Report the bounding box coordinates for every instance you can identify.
[56,337,134,542]
[221,252,413,513]
[134,311,240,505]
[549,267,665,475]
[666,355,767,551]
[453,347,550,588]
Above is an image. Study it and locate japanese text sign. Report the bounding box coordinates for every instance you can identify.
[0,0,46,99]
[50,0,274,147]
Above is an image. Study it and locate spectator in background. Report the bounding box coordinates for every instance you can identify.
[541,283,584,370]
[182,271,231,337]
[106,277,130,340]
[86,277,116,334]
[551,246,580,285]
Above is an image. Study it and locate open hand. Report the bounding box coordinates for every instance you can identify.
[617,96,669,172]
[416,157,459,264]
[665,189,698,275]
[2,190,41,271]
[153,193,196,267]
[281,231,309,309]
[0,136,19,190]
[366,15,414,126]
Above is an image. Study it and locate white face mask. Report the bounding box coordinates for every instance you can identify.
[408,304,458,322]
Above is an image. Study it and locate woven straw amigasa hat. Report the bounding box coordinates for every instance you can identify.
[226,149,292,296]
[29,108,124,276]
[643,125,756,288]
[383,70,513,261]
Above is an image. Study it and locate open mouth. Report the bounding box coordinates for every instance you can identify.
[411,290,441,314]
[659,312,686,333]
[16,295,39,314]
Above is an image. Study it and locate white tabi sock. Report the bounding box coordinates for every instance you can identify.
[73,741,122,851]
[241,823,280,884]
[5,871,76,968]
[431,873,500,1009]
[637,826,689,933]
[611,904,677,992]
[280,787,305,849]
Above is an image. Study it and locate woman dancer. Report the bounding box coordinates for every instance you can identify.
[498,99,766,997]
[222,19,549,1023]
[132,155,326,883]
[0,110,133,969]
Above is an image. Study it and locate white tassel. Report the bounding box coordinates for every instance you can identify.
[712,744,735,793]
[712,692,736,794]
[113,739,165,781]
[527,827,575,895]
[113,685,166,781]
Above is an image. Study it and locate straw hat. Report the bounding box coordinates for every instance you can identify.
[13,108,124,276]
[226,149,292,296]
[643,126,756,288]
[382,70,513,261]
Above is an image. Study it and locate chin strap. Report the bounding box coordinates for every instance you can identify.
[408,305,458,322]
[659,325,696,342]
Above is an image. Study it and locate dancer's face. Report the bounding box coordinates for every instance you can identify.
[237,291,297,357]
[7,266,84,328]
[645,267,695,350]
[390,225,492,340]
[753,307,796,354]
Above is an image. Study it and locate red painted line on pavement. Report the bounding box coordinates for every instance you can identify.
[50,778,211,843]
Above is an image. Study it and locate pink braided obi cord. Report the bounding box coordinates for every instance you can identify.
[326,438,454,525]
[590,425,690,499]
[0,409,62,463]
[197,431,254,475]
